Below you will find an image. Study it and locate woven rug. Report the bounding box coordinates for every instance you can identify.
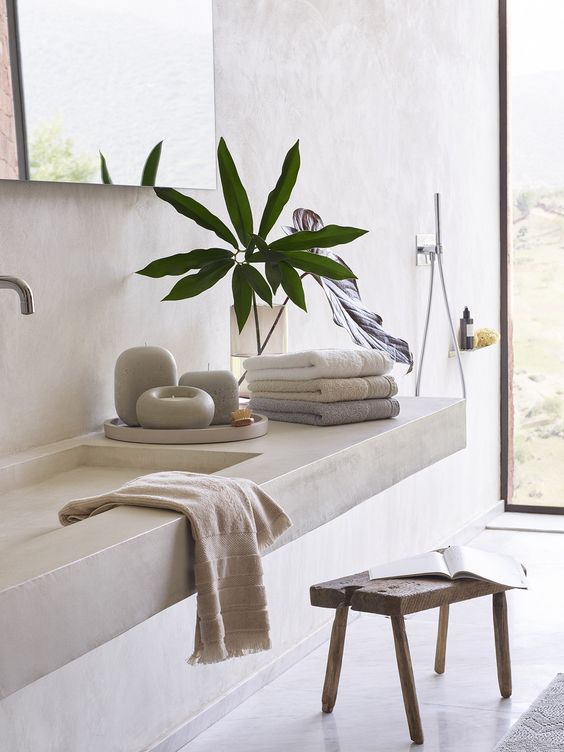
[495,674,564,751]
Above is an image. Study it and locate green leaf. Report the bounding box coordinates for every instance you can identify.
[280,251,356,280]
[141,141,163,186]
[100,151,112,184]
[269,224,368,252]
[244,236,256,260]
[252,234,270,252]
[232,264,253,331]
[258,140,300,238]
[154,187,239,249]
[137,248,234,278]
[240,265,273,305]
[246,248,284,265]
[279,261,307,311]
[217,138,253,246]
[265,263,282,294]
[163,259,234,301]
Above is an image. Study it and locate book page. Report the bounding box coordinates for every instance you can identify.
[369,551,449,581]
[443,546,527,589]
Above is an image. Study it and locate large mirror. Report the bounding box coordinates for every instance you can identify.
[0,0,215,188]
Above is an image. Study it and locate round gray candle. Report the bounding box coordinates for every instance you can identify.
[115,346,178,426]
[136,386,214,429]
[179,370,239,425]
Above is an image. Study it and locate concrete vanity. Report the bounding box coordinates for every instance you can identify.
[0,397,466,750]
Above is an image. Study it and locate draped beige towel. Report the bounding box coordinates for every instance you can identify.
[248,375,398,402]
[59,471,292,664]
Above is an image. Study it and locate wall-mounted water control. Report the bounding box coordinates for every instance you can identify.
[415,234,436,266]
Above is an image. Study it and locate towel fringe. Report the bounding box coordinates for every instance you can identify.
[187,633,272,665]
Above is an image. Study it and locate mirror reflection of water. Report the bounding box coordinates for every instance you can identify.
[5,0,216,188]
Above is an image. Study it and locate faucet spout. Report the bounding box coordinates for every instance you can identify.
[0,276,35,314]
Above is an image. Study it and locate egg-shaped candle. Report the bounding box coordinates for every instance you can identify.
[114,346,178,426]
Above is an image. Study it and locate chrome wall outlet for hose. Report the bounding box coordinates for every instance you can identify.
[415,234,436,266]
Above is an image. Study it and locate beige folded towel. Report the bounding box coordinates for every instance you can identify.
[244,348,393,382]
[248,375,397,402]
[59,471,292,664]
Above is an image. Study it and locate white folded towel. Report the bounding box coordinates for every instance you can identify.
[248,375,398,402]
[59,472,292,665]
[244,349,393,382]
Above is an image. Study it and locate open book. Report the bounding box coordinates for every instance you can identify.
[368,546,527,590]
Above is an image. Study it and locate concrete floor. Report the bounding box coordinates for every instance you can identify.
[182,527,563,751]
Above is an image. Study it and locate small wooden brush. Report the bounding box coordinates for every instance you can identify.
[230,407,254,427]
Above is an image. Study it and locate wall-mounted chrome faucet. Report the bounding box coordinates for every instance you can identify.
[0,276,35,315]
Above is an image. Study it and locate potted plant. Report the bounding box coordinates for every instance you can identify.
[138,139,412,373]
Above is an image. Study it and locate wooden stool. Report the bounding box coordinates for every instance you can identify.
[310,573,513,745]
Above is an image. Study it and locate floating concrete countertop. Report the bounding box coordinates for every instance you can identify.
[0,396,465,700]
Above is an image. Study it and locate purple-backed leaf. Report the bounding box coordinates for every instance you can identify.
[288,208,413,372]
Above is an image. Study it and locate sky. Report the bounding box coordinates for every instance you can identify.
[512,0,564,76]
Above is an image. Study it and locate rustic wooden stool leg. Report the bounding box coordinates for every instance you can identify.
[434,604,449,674]
[322,604,349,713]
[391,615,424,745]
[493,592,512,698]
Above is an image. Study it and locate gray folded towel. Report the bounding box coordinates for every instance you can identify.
[250,396,400,426]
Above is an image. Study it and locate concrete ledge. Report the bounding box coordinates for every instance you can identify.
[0,397,465,700]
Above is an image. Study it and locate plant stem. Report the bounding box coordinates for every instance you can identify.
[252,293,262,354]
[257,298,288,355]
[238,273,308,387]
[239,301,286,387]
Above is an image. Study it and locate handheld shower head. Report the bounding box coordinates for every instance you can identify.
[434,193,442,253]
[416,194,466,399]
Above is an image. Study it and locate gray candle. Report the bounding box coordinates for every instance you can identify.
[115,346,177,426]
[179,370,239,425]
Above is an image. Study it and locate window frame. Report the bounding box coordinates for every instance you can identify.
[500,0,564,514]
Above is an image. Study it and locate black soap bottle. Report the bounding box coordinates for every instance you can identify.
[460,307,474,350]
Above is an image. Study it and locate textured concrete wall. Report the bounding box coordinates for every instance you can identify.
[0,1,500,750]
[0,0,18,179]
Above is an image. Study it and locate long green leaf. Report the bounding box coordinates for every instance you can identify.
[244,236,256,260]
[163,259,234,301]
[240,264,273,305]
[217,138,253,246]
[258,140,300,239]
[137,248,234,278]
[252,234,271,252]
[141,141,163,186]
[279,261,307,311]
[232,265,253,331]
[269,225,368,252]
[246,247,284,264]
[100,151,112,184]
[265,263,282,294]
[154,187,239,249]
[281,251,356,280]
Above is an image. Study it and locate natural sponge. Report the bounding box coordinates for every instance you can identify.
[474,327,500,349]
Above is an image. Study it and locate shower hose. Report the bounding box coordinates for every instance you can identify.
[415,194,467,400]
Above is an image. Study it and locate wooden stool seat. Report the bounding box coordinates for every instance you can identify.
[310,572,513,745]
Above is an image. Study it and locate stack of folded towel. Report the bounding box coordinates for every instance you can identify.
[245,349,400,426]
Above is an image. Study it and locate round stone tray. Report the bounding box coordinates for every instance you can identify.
[103,414,268,444]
